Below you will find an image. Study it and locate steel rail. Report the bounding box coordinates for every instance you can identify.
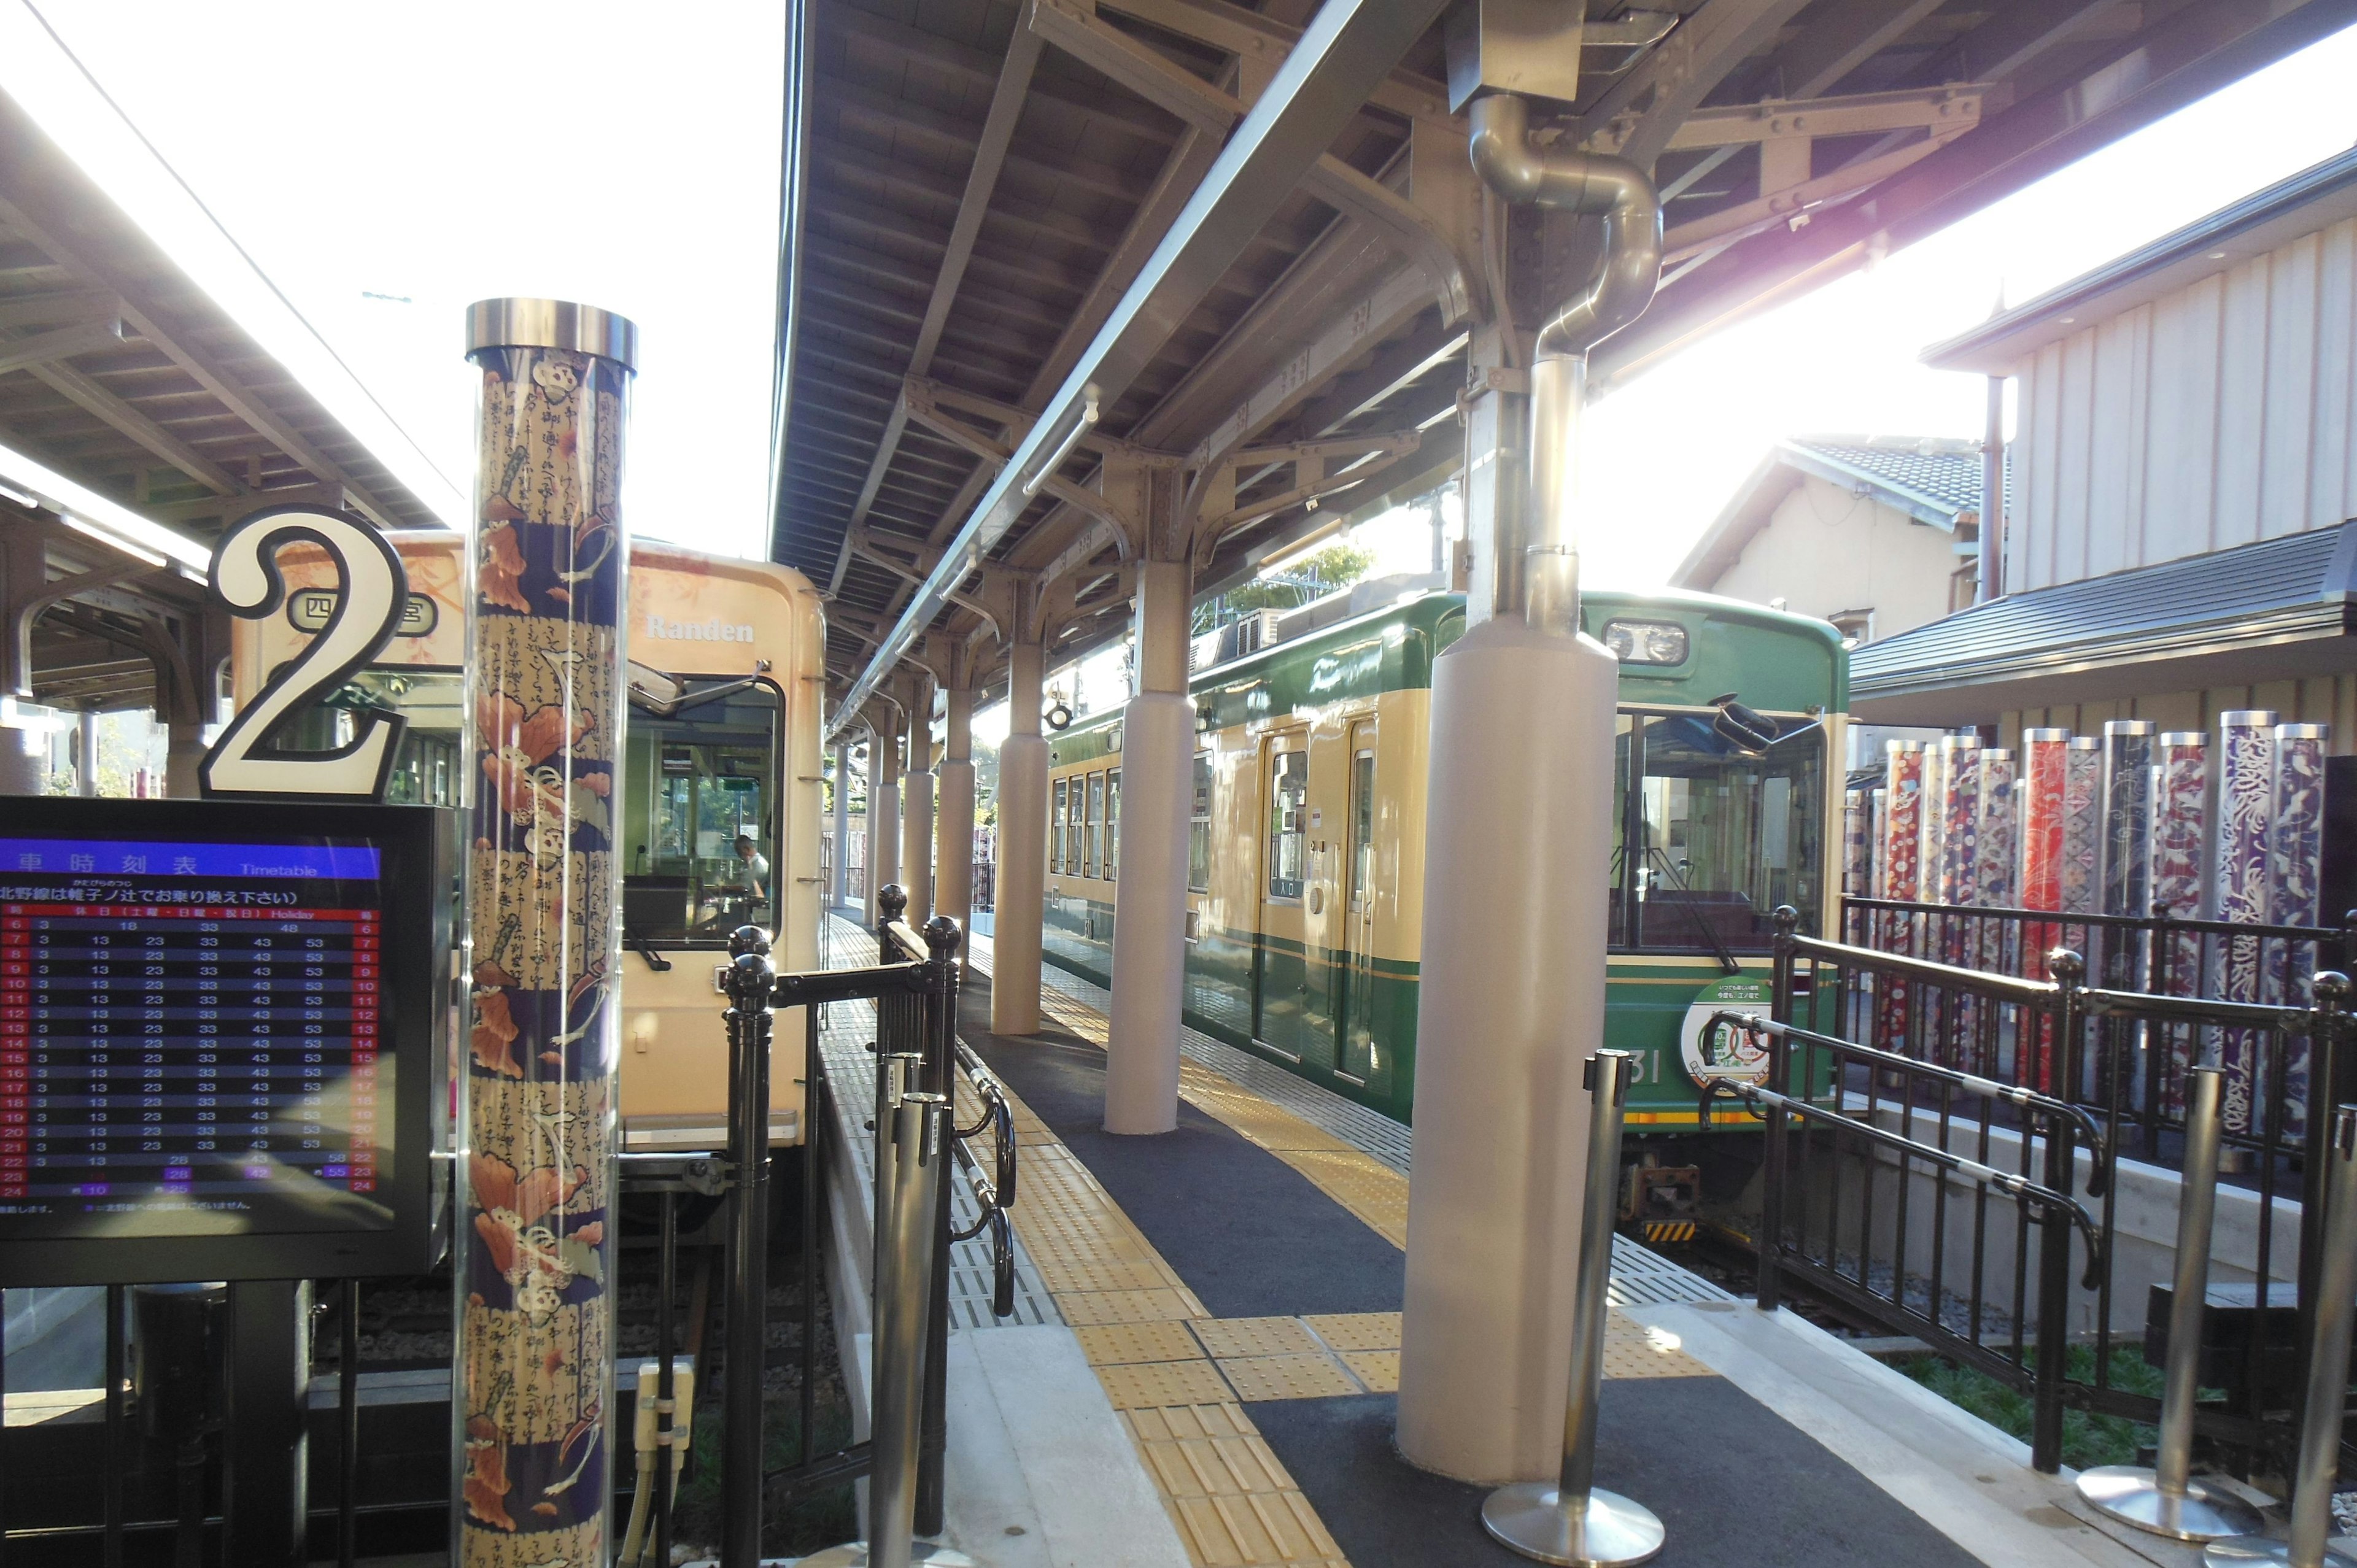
[822,0,1453,738]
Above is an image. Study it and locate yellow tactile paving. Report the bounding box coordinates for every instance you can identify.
[1301,1312,1401,1352]
[1264,1149,1410,1248]
[1601,1312,1715,1379]
[1190,1316,1323,1359]
[1077,1321,1208,1366]
[1097,1359,1238,1410]
[1055,1288,1204,1325]
[1167,1486,1348,1567]
[1337,1350,1398,1392]
[1129,1414,1296,1498]
[1215,1352,1364,1402]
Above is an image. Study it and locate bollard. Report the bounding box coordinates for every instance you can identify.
[2204,1102,2357,1567]
[2077,1068,2261,1539]
[1482,1050,1664,1568]
[802,1090,977,1568]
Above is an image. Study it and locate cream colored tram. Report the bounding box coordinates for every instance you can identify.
[229,531,827,1151]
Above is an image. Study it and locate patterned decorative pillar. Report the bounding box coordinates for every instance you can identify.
[1867,788,1887,900]
[2213,710,2277,1135]
[1843,789,1868,903]
[2097,720,2155,948]
[2270,722,2329,1138]
[2060,736,2102,918]
[1917,739,1949,916]
[1878,741,1924,1048]
[1938,735,1981,909]
[2148,734,2208,1114]
[457,300,637,1567]
[2020,728,2067,974]
[1975,749,2016,909]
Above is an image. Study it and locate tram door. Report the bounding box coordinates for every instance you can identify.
[1337,725,1379,1087]
[1253,733,1312,1061]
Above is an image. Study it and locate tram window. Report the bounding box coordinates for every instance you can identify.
[1086,772,1105,878]
[1268,750,1308,901]
[1107,769,1120,881]
[1052,779,1068,874]
[1188,753,1212,892]
[620,687,781,945]
[1614,710,1822,954]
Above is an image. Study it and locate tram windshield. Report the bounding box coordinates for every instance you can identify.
[1609,709,1823,954]
[621,685,781,946]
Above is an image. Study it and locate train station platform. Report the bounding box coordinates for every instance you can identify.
[811,912,2224,1568]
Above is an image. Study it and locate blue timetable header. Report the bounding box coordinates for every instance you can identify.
[0,840,381,880]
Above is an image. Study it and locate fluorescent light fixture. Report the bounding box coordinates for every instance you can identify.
[0,433,212,570]
[1020,385,1100,499]
[0,7,465,525]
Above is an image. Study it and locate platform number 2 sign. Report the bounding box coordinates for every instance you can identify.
[198,507,411,801]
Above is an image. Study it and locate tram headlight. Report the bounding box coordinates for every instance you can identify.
[1601,618,1687,666]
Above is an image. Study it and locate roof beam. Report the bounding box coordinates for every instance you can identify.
[1030,0,1471,320]
[828,0,1453,733]
[0,317,123,377]
[1094,0,1450,120]
[20,358,244,496]
[826,28,1044,597]
[1759,0,1947,99]
[1580,0,1818,172]
[0,187,399,528]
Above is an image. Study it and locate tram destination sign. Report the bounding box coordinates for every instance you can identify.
[0,797,453,1284]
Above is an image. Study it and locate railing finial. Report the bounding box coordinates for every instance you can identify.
[729,924,773,958]
[880,883,908,921]
[2047,948,2085,985]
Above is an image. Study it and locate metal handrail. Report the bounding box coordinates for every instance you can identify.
[1787,927,2060,1003]
[1844,894,2350,947]
[1705,1076,2106,1289]
[1705,1010,2110,1192]
[2075,986,2320,1032]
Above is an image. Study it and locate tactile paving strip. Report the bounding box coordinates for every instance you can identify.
[1097,1359,1239,1410]
[1215,1352,1364,1403]
[1076,1321,1207,1366]
[1336,1350,1398,1393]
[963,927,1733,1307]
[1300,1313,1400,1353]
[1191,1316,1322,1359]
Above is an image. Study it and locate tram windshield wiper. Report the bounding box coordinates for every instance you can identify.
[1640,837,1743,976]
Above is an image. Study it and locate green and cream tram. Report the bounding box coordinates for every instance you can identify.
[1041,587,1847,1140]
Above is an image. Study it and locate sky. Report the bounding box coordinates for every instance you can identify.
[8,0,788,555]
[9,2,2357,733]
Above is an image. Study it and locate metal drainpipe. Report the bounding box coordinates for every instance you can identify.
[1980,374,2005,601]
[1466,91,1661,636]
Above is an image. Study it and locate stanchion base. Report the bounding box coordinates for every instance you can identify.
[2202,1536,2357,1566]
[793,1542,982,1567]
[1480,1483,1665,1567]
[2076,1467,2265,1540]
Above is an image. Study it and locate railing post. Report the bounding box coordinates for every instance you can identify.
[1762,909,1796,1323]
[2219,1105,2357,1568]
[1481,1051,1664,1567]
[869,1092,950,1568]
[915,916,962,1539]
[721,928,775,1568]
[878,882,908,950]
[2078,1067,2259,1539]
[2029,950,2084,1475]
[2294,970,2350,1437]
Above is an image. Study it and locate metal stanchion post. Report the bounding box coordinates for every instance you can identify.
[875,1051,923,1274]
[2205,1102,2357,1567]
[721,928,775,1568]
[1482,1050,1664,1568]
[2078,1068,2261,1539]
[803,1091,977,1568]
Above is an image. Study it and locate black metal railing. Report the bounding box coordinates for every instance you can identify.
[1739,905,2357,1479]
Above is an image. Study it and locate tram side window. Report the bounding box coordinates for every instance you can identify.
[1107,769,1121,881]
[1086,771,1105,878]
[1052,779,1069,874]
[1268,750,1308,900]
[1188,752,1212,893]
[1616,711,1823,954]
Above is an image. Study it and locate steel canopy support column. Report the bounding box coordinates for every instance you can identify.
[901,675,936,925]
[1105,552,1193,1135]
[831,736,853,910]
[993,635,1048,1035]
[935,666,977,943]
[457,299,638,1564]
[871,712,902,911]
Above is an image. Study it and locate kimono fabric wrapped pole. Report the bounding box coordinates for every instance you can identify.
[2268,723,2329,1142]
[2150,733,2208,1115]
[1878,742,1924,1052]
[456,299,638,1568]
[2213,712,2277,1138]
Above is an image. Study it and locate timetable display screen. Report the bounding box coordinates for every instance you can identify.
[1,835,394,1238]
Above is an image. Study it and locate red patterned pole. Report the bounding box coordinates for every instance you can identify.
[457,300,637,1568]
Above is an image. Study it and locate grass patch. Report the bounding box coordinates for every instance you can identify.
[1890,1343,2164,1472]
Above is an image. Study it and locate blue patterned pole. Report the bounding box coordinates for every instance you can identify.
[2213,710,2277,1135]
[2060,736,2102,919]
[457,301,637,1568]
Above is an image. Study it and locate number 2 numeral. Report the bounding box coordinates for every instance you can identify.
[199,507,410,800]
